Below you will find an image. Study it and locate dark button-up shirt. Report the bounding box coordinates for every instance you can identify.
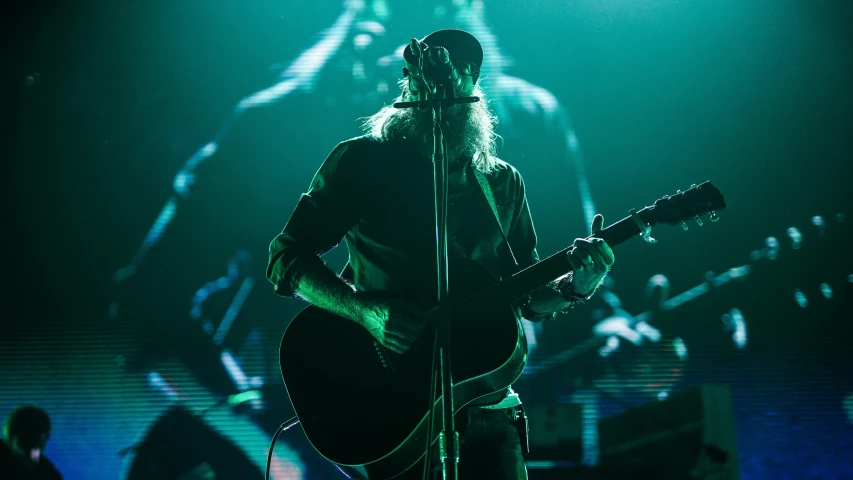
[267,135,551,321]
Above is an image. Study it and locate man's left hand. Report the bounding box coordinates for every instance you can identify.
[567,214,615,296]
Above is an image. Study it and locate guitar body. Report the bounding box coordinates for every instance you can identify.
[279,257,528,479]
[277,180,728,478]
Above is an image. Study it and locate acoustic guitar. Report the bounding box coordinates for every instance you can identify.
[279,181,726,479]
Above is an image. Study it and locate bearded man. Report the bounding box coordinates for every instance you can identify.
[267,29,614,479]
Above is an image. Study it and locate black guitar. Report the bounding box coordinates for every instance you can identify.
[278,182,726,479]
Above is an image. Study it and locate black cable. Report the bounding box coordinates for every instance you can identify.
[266,416,299,480]
[423,331,439,480]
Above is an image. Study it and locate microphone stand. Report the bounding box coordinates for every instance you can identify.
[394,63,478,480]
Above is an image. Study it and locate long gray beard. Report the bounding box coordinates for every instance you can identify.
[362,85,499,171]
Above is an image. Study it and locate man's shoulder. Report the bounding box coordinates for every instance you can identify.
[39,457,63,480]
[485,156,525,185]
[0,442,62,480]
[334,135,395,154]
[337,134,378,148]
[489,156,515,172]
[326,135,401,165]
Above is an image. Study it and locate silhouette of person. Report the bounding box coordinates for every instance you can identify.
[1,405,62,480]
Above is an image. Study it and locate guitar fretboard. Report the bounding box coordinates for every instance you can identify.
[453,211,649,311]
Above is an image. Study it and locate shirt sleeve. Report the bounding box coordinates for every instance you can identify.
[507,167,539,270]
[507,168,558,322]
[266,139,365,297]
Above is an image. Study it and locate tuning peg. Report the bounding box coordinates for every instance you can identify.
[681,221,688,231]
[695,215,704,226]
[690,183,697,189]
[709,212,720,222]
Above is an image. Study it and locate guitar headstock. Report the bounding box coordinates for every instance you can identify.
[646,181,727,228]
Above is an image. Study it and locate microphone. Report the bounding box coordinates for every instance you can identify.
[406,38,465,97]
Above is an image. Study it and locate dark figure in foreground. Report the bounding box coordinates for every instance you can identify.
[0,405,62,480]
[268,30,614,479]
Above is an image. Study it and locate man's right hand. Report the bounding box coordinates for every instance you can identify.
[357,296,429,354]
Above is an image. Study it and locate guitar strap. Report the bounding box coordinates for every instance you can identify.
[472,164,520,274]
[472,164,528,420]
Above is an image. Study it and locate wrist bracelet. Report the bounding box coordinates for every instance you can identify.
[557,275,594,304]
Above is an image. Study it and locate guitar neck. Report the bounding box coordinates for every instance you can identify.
[449,180,726,311]
[458,212,650,308]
